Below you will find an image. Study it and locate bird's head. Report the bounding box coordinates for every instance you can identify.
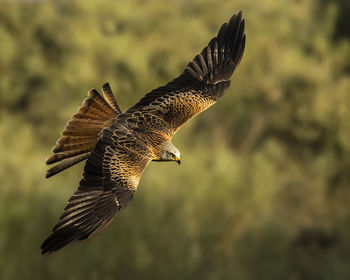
[158,141,181,165]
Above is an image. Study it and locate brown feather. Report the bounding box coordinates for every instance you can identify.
[52,142,96,153]
[127,11,246,134]
[41,139,151,254]
[102,82,121,113]
[56,135,97,145]
[46,85,121,177]
[46,153,90,178]
[42,12,246,254]
[46,148,93,164]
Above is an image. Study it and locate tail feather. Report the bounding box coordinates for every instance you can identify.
[67,118,107,126]
[56,135,97,145]
[102,82,121,113]
[46,153,90,178]
[46,83,120,177]
[46,148,93,165]
[52,141,96,153]
[62,127,103,136]
[72,112,108,121]
[77,99,113,120]
[87,89,116,115]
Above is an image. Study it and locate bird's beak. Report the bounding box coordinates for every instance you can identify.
[175,157,181,165]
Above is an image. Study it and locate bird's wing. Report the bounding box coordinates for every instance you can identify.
[127,11,246,134]
[41,124,152,254]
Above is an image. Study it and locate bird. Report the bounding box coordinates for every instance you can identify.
[41,11,246,254]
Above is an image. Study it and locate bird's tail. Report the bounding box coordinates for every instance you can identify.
[45,83,121,178]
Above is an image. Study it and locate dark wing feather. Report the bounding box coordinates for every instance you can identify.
[41,125,152,254]
[127,11,246,133]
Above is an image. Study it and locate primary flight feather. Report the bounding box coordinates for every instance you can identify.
[42,11,246,254]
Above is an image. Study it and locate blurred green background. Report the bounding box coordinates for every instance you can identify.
[1,0,350,279]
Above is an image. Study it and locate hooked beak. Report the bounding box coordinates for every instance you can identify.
[175,157,181,165]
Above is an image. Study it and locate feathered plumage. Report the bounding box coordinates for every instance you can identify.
[42,11,246,254]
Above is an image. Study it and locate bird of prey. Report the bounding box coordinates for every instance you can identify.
[41,11,246,254]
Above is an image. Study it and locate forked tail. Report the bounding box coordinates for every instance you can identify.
[45,83,121,178]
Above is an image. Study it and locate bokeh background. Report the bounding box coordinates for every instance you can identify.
[1,0,350,279]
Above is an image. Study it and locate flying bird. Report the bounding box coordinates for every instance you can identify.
[41,11,246,254]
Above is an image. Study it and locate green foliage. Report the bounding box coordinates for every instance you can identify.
[1,0,350,279]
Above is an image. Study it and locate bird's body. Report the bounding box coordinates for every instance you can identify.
[42,11,246,254]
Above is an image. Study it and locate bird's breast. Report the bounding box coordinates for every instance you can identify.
[127,174,141,190]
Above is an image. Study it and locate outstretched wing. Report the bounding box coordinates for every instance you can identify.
[127,11,246,133]
[41,124,152,254]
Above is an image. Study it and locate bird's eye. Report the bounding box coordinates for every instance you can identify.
[167,152,174,158]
